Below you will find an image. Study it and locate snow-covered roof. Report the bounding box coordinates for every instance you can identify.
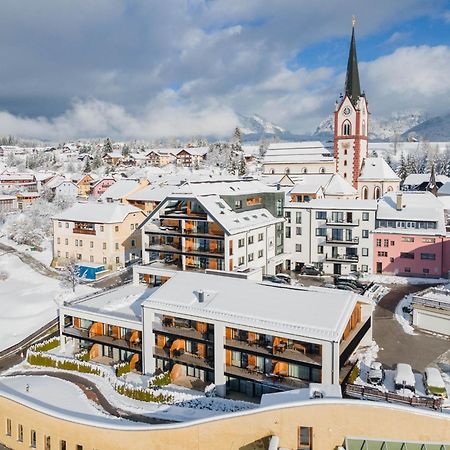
[0,195,16,201]
[437,182,450,196]
[146,148,178,156]
[127,185,175,202]
[46,176,76,189]
[143,272,360,342]
[289,174,332,194]
[376,192,445,231]
[175,179,277,196]
[64,283,157,323]
[176,147,209,156]
[358,157,399,181]
[263,142,334,164]
[403,173,450,187]
[99,179,142,201]
[53,202,144,223]
[323,173,358,197]
[0,173,36,182]
[291,198,377,210]
[105,151,123,158]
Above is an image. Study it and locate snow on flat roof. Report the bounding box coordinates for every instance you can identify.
[127,185,175,202]
[358,157,399,181]
[0,375,145,427]
[143,272,359,341]
[53,202,143,224]
[65,284,157,323]
[293,198,377,210]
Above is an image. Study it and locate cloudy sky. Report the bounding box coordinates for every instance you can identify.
[0,0,449,140]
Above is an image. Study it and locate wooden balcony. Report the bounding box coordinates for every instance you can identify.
[63,326,141,352]
[73,228,96,235]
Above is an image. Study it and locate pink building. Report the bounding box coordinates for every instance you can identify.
[90,177,115,197]
[373,191,450,278]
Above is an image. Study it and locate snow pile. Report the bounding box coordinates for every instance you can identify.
[394,294,417,335]
[366,274,448,285]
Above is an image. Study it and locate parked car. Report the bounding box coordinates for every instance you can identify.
[423,367,447,398]
[274,273,292,284]
[367,362,384,385]
[336,277,366,290]
[394,363,416,394]
[262,275,289,284]
[336,283,364,294]
[300,265,323,276]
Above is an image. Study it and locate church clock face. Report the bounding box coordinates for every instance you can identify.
[343,106,351,116]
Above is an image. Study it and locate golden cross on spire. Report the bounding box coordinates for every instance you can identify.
[352,15,356,28]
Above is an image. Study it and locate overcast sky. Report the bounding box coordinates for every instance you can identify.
[0,0,449,140]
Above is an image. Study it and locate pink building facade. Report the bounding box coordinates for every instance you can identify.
[373,232,450,278]
[90,178,115,197]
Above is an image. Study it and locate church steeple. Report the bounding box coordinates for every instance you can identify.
[344,16,361,104]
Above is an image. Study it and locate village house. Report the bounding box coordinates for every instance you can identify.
[175,147,208,168]
[90,177,116,197]
[98,178,149,204]
[146,149,177,167]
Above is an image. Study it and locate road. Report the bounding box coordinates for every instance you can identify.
[373,283,450,372]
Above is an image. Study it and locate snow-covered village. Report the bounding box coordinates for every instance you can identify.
[0,2,449,450]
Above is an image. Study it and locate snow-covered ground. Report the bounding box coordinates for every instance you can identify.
[0,375,130,425]
[0,235,54,266]
[0,253,95,352]
[365,274,449,285]
[394,294,417,335]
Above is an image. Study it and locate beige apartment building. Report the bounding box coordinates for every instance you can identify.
[52,202,146,274]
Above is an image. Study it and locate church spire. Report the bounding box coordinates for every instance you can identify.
[344,16,361,104]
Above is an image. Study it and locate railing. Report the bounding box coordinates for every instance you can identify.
[153,322,214,342]
[153,346,214,370]
[344,383,443,410]
[326,218,360,226]
[326,253,359,262]
[73,228,96,235]
[325,236,359,244]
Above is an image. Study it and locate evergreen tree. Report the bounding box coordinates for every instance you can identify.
[405,153,417,175]
[122,144,130,157]
[92,151,103,170]
[103,138,113,154]
[237,153,247,176]
[397,152,408,182]
[83,157,91,173]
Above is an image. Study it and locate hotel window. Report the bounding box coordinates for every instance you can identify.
[361,264,368,272]
[65,252,69,258]
[79,240,83,247]
[390,241,395,246]
[315,228,326,237]
[258,232,264,241]
[315,211,326,220]
[115,225,119,232]
[65,238,68,245]
[377,251,387,257]
[400,252,415,259]
[58,222,62,228]
[130,224,135,230]
[57,251,61,257]
[75,239,78,246]
[65,223,69,228]
[90,241,94,248]
[77,254,82,260]
[285,227,291,238]
[421,253,436,260]
[238,256,245,266]
[116,257,120,264]
[422,238,435,243]
[376,239,381,247]
[296,212,302,224]
[45,435,51,450]
[362,230,369,238]
[295,244,302,252]
[298,426,313,450]
[5,418,11,436]
[90,256,94,262]
[115,243,119,250]
[238,238,245,248]
[248,235,254,245]
[103,242,107,250]
[258,249,264,258]
[296,227,302,235]
[31,430,37,448]
[317,245,324,254]
[18,424,23,442]
[248,253,254,262]
[235,200,242,209]
[362,248,369,257]
[285,211,291,223]
[362,212,369,221]
[103,257,107,264]
[383,239,389,247]
[100,225,104,232]
[57,237,60,244]
[60,440,67,450]
[350,264,357,272]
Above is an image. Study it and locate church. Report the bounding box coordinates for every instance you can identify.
[333,17,400,199]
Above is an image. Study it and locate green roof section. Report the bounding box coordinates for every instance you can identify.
[344,20,362,105]
[345,437,449,450]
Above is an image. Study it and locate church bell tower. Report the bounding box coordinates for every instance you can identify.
[334,17,369,188]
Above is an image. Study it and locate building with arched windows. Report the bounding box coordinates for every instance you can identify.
[357,157,400,199]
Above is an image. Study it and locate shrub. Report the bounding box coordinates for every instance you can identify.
[149,371,171,388]
[27,352,101,376]
[30,337,60,353]
[74,350,90,362]
[115,362,131,377]
[347,365,360,384]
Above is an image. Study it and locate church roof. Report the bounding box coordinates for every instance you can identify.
[358,157,400,181]
[345,23,362,104]
[323,173,358,197]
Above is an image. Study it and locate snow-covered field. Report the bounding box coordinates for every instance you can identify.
[0,235,54,266]
[0,253,95,352]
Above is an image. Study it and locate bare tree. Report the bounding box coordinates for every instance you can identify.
[63,259,80,293]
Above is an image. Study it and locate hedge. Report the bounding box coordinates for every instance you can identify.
[30,337,60,353]
[149,371,171,388]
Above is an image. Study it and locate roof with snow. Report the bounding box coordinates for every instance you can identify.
[127,185,175,202]
[176,147,209,156]
[288,198,377,210]
[53,202,144,224]
[45,176,77,190]
[376,192,445,232]
[358,157,399,181]
[175,179,277,196]
[263,142,334,164]
[99,179,143,201]
[323,173,358,197]
[142,271,361,342]
[403,173,450,187]
[437,182,450,196]
[289,174,332,194]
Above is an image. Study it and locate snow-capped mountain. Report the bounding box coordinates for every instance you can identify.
[313,111,427,141]
[238,114,300,141]
[401,112,450,141]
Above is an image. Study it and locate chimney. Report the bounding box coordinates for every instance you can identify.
[396,192,403,211]
[197,290,205,303]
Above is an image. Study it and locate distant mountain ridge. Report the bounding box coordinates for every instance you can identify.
[238,111,450,142]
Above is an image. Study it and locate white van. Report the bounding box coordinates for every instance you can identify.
[394,363,416,394]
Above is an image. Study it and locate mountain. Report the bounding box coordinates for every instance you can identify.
[313,111,427,141]
[401,112,450,141]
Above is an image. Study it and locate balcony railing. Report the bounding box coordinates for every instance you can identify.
[153,321,214,342]
[325,253,359,262]
[63,326,141,352]
[153,346,214,370]
[325,236,359,245]
[73,228,96,235]
[225,365,308,391]
[326,218,360,226]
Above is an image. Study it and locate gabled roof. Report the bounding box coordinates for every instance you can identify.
[437,181,450,196]
[323,173,358,197]
[403,173,450,187]
[53,202,144,224]
[175,179,277,196]
[358,157,399,181]
[127,185,175,202]
[99,179,142,201]
[263,141,334,165]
